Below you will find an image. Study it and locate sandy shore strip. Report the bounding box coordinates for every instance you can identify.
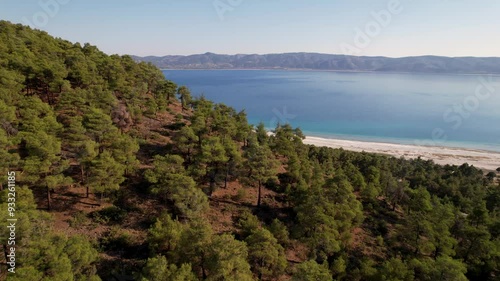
[303,136,500,171]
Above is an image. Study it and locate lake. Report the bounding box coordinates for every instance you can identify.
[163,70,500,152]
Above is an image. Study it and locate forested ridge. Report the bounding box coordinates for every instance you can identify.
[0,21,499,281]
[133,52,500,74]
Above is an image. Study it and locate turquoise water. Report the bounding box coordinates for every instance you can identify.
[163,70,500,152]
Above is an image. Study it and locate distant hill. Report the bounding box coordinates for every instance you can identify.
[132,52,500,74]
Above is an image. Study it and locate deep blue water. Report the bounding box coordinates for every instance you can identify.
[163,70,500,152]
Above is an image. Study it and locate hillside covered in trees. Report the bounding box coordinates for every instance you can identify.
[133,52,500,74]
[0,21,499,281]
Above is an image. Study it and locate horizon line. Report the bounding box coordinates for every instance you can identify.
[132,52,500,60]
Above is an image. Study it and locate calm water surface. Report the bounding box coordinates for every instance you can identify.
[163,70,500,152]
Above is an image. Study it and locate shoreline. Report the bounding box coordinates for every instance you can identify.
[161,68,500,77]
[303,136,500,172]
[302,133,500,154]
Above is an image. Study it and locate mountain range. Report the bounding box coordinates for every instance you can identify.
[132,52,500,74]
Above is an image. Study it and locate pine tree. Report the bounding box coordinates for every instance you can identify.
[294,176,362,261]
[377,258,414,281]
[177,86,192,112]
[145,155,208,218]
[292,260,332,281]
[199,136,228,194]
[256,122,268,146]
[173,126,199,166]
[110,133,140,175]
[78,140,99,197]
[88,150,125,203]
[140,255,197,281]
[428,199,457,259]
[205,234,255,281]
[267,219,290,247]
[246,228,287,280]
[148,213,184,255]
[18,97,71,210]
[82,107,119,149]
[410,256,467,281]
[245,140,279,207]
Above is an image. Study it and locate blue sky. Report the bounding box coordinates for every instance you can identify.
[1,0,499,57]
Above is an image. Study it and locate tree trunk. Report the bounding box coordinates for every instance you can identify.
[433,245,440,260]
[81,165,85,183]
[414,232,420,255]
[186,149,192,167]
[462,237,478,263]
[201,255,207,279]
[224,163,230,188]
[258,259,264,280]
[209,168,218,195]
[257,180,262,207]
[224,169,229,188]
[86,186,90,198]
[47,185,51,211]
[209,179,215,196]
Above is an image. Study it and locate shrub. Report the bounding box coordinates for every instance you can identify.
[100,227,133,251]
[90,206,127,224]
[233,188,247,201]
[69,211,89,229]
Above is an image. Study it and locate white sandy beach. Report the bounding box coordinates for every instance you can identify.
[303,136,500,171]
